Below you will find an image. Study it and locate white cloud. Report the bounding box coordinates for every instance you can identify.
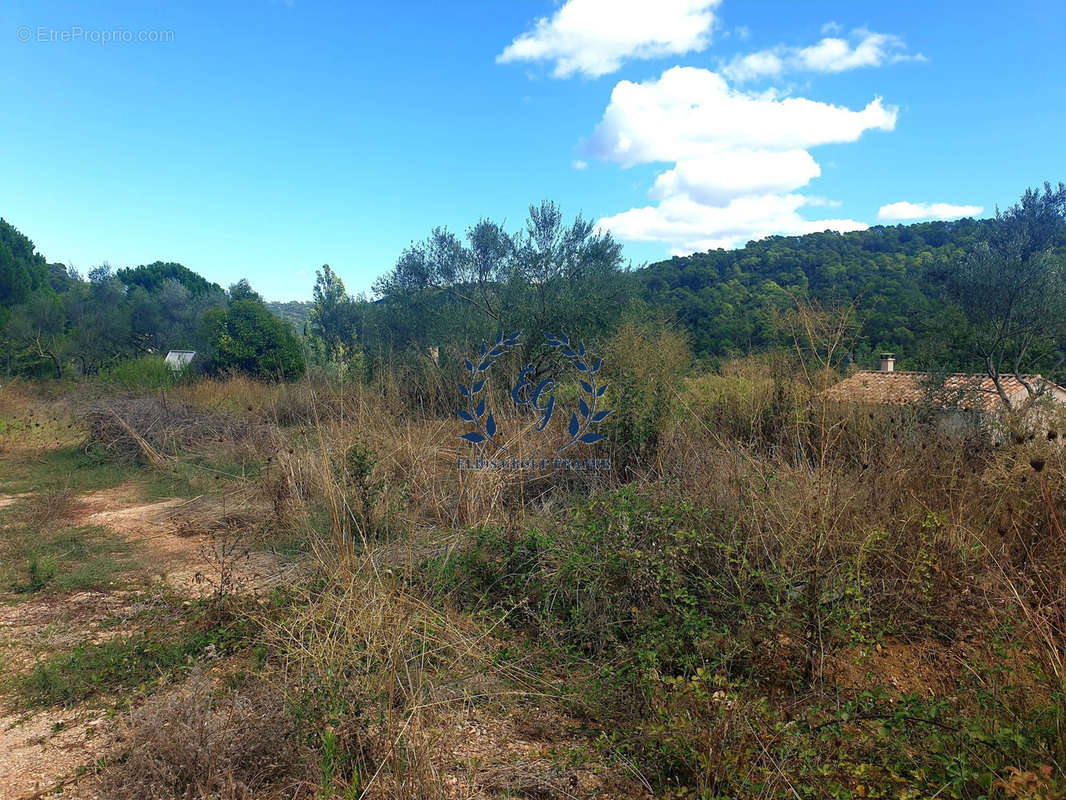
[572,159,589,170]
[804,195,842,208]
[599,193,868,254]
[650,149,821,206]
[583,67,897,253]
[496,0,722,79]
[723,28,923,82]
[583,67,897,166]
[723,50,785,84]
[877,201,983,221]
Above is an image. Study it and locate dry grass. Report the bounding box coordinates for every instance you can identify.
[475,760,576,799]
[265,556,540,799]
[17,357,1060,798]
[662,368,1066,702]
[98,670,305,800]
[123,369,1066,697]
[0,380,81,455]
[85,396,280,465]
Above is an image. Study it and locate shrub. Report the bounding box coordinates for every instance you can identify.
[203,299,306,380]
[598,319,688,466]
[100,355,180,391]
[673,354,808,453]
[426,488,795,693]
[98,672,304,800]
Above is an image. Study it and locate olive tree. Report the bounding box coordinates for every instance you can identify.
[949,182,1066,409]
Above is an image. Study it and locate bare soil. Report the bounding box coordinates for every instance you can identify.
[0,485,287,799]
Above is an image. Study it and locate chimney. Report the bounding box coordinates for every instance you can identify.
[879,352,895,373]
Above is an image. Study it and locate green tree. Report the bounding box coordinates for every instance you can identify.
[371,201,634,362]
[65,266,134,375]
[116,261,223,297]
[503,201,631,351]
[203,290,305,380]
[3,292,66,377]
[0,219,50,313]
[947,182,1066,408]
[228,279,262,304]
[309,264,357,363]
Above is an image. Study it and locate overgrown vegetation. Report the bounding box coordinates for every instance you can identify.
[0,186,1065,798]
[3,346,1066,797]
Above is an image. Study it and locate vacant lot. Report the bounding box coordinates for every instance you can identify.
[1,369,1064,799]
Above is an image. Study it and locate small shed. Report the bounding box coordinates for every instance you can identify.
[164,350,198,371]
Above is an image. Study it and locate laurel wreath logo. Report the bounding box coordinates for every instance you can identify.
[456,330,612,454]
[456,331,521,452]
[544,332,611,451]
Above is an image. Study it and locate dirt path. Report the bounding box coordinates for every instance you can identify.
[0,589,123,800]
[0,485,287,800]
[0,495,30,511]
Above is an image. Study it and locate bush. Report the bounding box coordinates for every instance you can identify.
[98,672,304,800]
[598,319,688,466]
[100,355,180,391]
[426,488,788,693]
[673,354,808,453]
[203,299,306,380]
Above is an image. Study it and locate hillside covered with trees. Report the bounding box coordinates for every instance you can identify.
[2,184,1064,385]
[637,220,983,367]
[636,188,1066,383]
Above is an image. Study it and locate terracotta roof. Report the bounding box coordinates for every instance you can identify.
[824,371,1058,413]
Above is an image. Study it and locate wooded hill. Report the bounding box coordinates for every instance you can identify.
[3,184,1064,381]
[637,219,992,368]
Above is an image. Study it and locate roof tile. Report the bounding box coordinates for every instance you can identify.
[823,371,1051,413]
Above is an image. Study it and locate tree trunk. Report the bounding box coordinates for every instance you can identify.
[47,349,62,379]
[987,357,1014,411]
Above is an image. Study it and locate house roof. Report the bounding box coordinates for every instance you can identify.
[823,370,1062,413]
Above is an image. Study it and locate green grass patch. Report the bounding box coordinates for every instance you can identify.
[99,355,185,392]
[258,530,310,563]
[0,442,211,503]
[0,446,140,496]
[13,607,258,708]
[143,455,268,499]
[0,522,138,597]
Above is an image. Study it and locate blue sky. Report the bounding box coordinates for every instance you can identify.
[1,0,1063,300]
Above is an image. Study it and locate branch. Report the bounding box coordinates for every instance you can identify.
[447,285,501,322]
[986,355,1014,410]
